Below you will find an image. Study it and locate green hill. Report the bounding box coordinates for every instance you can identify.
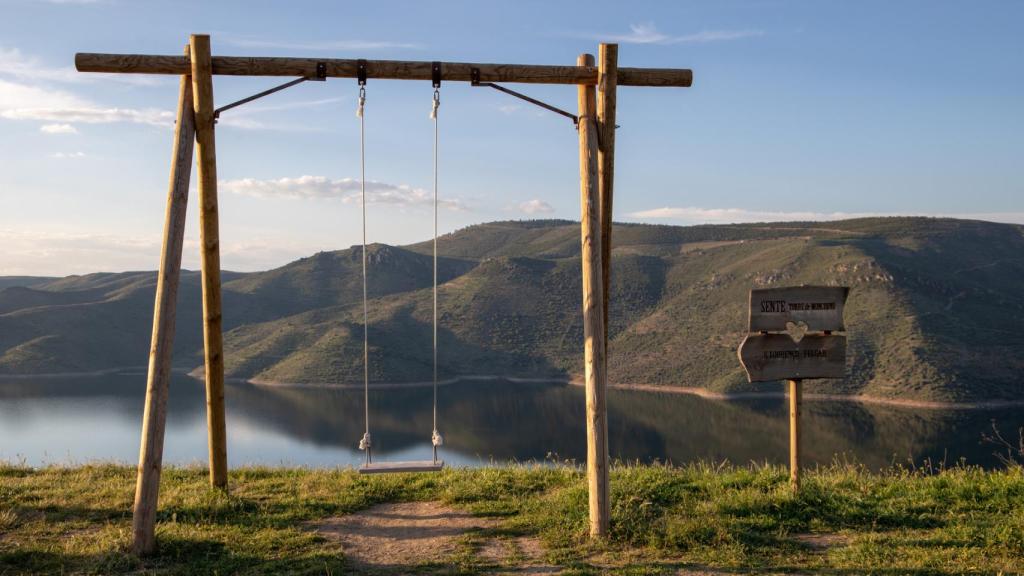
[1,217,1022,402]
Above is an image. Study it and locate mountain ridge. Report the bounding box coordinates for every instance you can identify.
[1,217,1022,403]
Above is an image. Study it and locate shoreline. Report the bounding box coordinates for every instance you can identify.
[2,368,1021,410]
[0,366,151,379]
[232,372,1024,411]
[585,381,1024,410]
[240,373,571,390]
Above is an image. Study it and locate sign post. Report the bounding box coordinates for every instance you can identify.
[788,378,801,489]
[738,285,849,490]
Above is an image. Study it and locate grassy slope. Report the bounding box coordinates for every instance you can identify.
[2,218,1022,402]
[0,273,205,374]
[223,252,674,385]
[1,463,1022,574]
[223,244,477,318]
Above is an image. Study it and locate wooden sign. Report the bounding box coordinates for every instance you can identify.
[738,285,850,383]
[738,285,849,492]
[748,286,849,332]
[738,333,846,382]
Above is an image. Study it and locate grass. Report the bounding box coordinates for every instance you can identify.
[1,462,1022,574]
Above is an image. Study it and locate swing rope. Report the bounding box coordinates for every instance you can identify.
[356,67,444,468]
[430,77,443,461]
[356,77,372,464]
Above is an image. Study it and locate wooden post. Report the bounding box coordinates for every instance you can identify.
[597,44,617,357]
[190,34,228,489]
[788,378,802,490]
[131,45,195,556]
[578,52,609,538]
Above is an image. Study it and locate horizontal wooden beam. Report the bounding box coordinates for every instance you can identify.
[75,53,692,87]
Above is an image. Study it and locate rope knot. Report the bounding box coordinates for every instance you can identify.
[430,89,440,119]
[356,87,366,118]
[359,432,372,450]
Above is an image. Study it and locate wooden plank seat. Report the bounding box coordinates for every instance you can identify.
[358,460,445,474]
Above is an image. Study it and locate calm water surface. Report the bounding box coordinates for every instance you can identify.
[1,374,1020,469]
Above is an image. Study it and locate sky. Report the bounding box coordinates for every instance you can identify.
[0,0,1021,276]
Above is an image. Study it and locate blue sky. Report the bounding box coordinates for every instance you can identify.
[1,0,1021,275]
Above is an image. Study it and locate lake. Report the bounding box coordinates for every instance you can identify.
[1,374,1020,470]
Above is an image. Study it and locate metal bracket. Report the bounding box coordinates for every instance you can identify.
[470,67,578,127]
[357,59,367,86]
[431,61,441,88]
[214,62,327,123]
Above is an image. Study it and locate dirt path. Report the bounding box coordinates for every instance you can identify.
[314,502,855,574]
[315,501,559,574]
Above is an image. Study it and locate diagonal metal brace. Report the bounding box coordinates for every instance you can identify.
[470,67,578,127]
[214,62,327,123]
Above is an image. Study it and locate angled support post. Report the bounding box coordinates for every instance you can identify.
[578,52,610,538]
[132,44,195,555]
[190,34,228,489]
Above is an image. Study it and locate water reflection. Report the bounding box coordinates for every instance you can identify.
[0,374,1020,469]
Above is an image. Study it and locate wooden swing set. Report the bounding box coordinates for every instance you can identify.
[75,34,692,555]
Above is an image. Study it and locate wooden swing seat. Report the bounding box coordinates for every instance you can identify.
[358,460,445,474]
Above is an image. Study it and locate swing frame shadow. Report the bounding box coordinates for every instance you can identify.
[74,34,693,555]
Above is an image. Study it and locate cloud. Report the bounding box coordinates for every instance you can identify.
[0,227,316,276]
[222,36,423,51]
[0,48,77,83]
[220,175,466,210]
[0,78,321,131]
[0,58,172,129]
[0,47,160,86]
[2,104,174,127]
[627,206,1024,225]
[0,78,86,110]
[517,199,555,215]
[0,228,162,276]
[628,207,868,223]
[213,97,344,132]
[580,23,763,45]
[51,151,86,158]
[40,123,78,134]
[0,49,326,132]
[228,97,345,115]
[498,104,521,115]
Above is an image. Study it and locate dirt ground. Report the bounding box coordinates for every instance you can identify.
[315,502,849,574]
[315,501,558,574]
